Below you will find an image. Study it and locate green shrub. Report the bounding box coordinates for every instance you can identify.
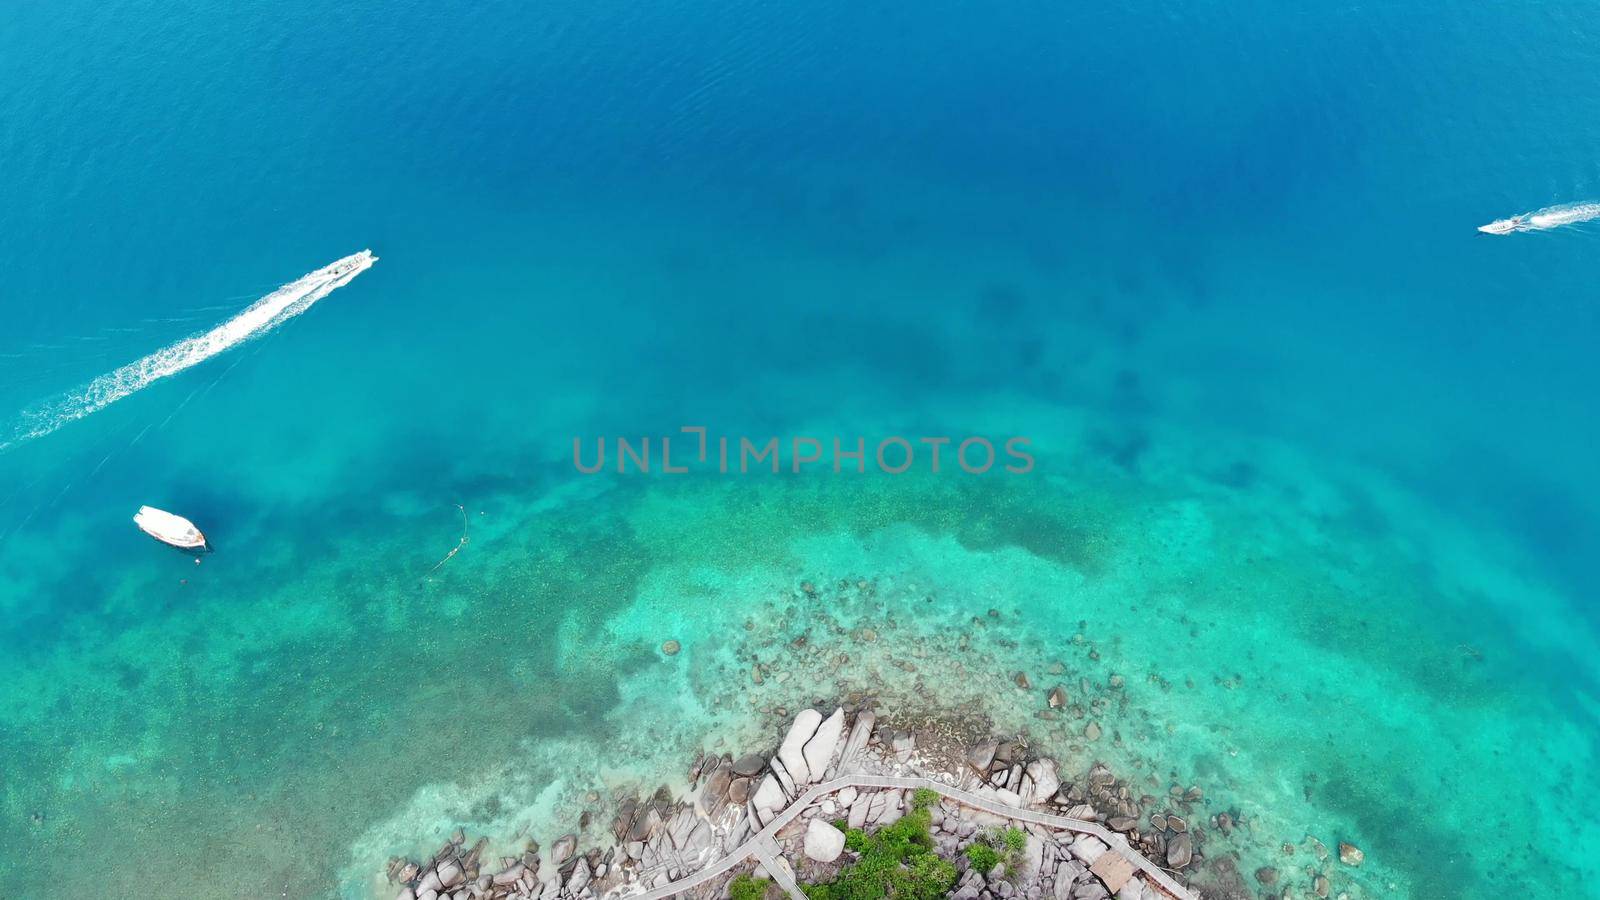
[910,787,940,810]
[877,807,933,859]
[894,854,956,900]
[964,843,1002,873]
[730,874,769,900]
[963,827,1027,877]
[800,795,953,900]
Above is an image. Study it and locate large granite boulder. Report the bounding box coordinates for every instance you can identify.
[776,709,825,785]
[804,819,846,862]
[1022,758,1060,806]
[805,708,847,779]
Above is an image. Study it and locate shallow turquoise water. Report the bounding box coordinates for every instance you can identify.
[2,2,1598,898]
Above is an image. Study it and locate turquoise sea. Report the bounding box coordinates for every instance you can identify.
[2,1,1598,897]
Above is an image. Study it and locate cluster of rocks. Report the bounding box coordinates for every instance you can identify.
[382,697,1380,900]
[382,706,1213,900]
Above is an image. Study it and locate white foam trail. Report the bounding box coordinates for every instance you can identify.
[1479,201,1600,235]
[1,250,377,450]
[1525,202,1600,230]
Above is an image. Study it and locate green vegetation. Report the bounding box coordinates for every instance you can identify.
[730,874,770,900]
[800,788,957,900]
[962,826,1027,876]
[963,843,1002,874]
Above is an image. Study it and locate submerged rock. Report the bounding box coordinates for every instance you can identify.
[549,834,577,869]
[1165,832,1193,868]
[732,753,766,777]
[1338,841,1364,866]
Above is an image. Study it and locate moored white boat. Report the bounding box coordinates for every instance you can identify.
[134,506,209,551]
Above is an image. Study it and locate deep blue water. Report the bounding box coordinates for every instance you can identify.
[2,2,1598,897]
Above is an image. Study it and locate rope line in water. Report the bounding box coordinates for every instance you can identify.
[425,503,470,576]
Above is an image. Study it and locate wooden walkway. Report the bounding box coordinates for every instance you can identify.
[612,773,1196,900]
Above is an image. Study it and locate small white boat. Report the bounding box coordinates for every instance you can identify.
[1478,215,1525,235]
[134,506,209,551]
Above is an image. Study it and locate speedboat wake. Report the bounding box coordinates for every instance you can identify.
[1479,202,1600,235]
[1,250,377,450]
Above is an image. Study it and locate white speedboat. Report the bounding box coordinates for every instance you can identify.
[134,506,210,551]
[1478,215,1525,235]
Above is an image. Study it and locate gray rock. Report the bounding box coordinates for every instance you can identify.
[550,834,578,869]
[1017,835,1044,883]
[1023,759,1060,806]
[1070,882,1109,900]
[628,808,662,842]
[1068,835,1107,863]
[1114,884,1146,900]
[805,708,847,778]
[1165,833,1192,869]
[666,809,698,849]
[492,863,526,886]
[1052,871,1074,900]
[700,765,733,807]
[732,753,767,777]
[968,740,999,773]
[871,790,905,826]
[776,709,824,784]
[751,774,786,815]
[566,859,591,894]
[847,792,871,829]
[837,710,875,774]
[804,819,847,862]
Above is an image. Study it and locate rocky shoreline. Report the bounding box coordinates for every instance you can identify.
[381,705,1364,900]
